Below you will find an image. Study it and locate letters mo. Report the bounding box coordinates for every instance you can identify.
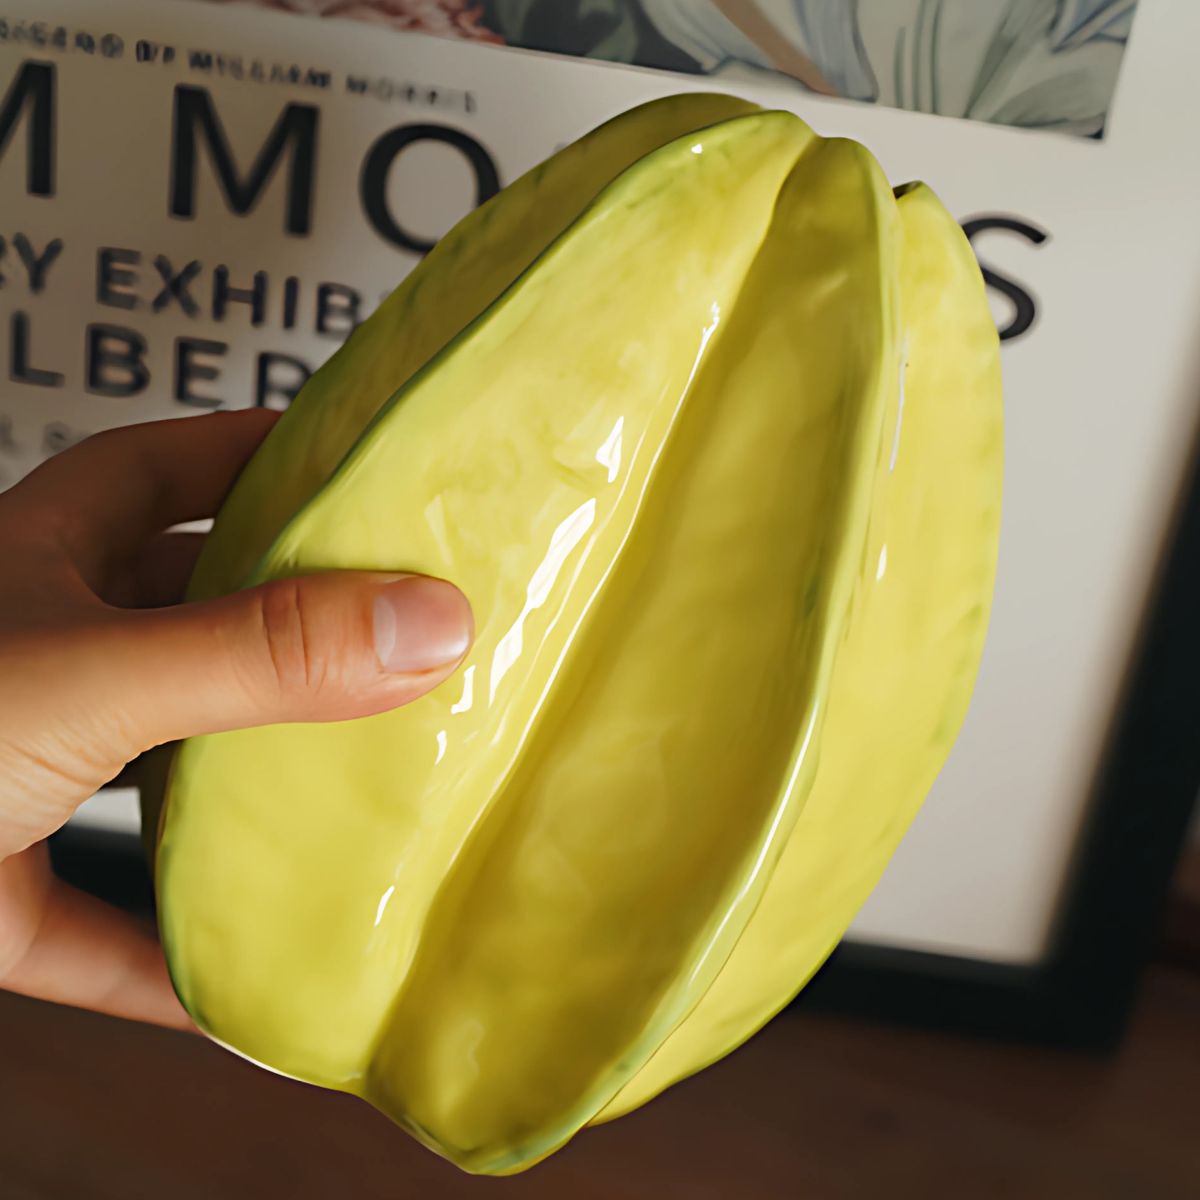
[1,59,1044,340]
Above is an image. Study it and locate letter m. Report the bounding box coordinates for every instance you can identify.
[170,85,318,235]
[0,61,55,196]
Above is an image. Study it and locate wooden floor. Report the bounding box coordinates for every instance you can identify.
[1,958,1196,1199]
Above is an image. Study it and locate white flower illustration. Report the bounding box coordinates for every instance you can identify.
[641,0,1137,136]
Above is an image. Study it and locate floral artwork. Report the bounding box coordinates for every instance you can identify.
[209,1,1140,138]
[209,0,501,41]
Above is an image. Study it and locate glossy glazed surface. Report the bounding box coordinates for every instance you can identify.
[152,96,1002,1175]
[184,92,761,605]
[599,180,1003,1121]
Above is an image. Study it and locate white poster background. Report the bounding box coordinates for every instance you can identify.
[3,0,1198,964]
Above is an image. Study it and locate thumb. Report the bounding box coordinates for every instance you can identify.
[86,572,474,753]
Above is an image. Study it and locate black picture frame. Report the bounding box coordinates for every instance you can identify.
[46,429,1200,1053]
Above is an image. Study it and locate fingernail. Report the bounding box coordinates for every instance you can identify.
[373,576,473,674]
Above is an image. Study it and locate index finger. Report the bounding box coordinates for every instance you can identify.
[8,409,280,586]
[0,847,193,1032]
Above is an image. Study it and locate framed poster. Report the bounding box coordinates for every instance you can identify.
[4,0,1197,1048]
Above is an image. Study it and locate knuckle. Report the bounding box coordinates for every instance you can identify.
[256,579,328,695]
[68,425,138,471]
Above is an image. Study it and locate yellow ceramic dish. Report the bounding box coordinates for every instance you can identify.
[147,95,1002,1176]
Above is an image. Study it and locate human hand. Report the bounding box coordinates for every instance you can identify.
[0,410,473,1029]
